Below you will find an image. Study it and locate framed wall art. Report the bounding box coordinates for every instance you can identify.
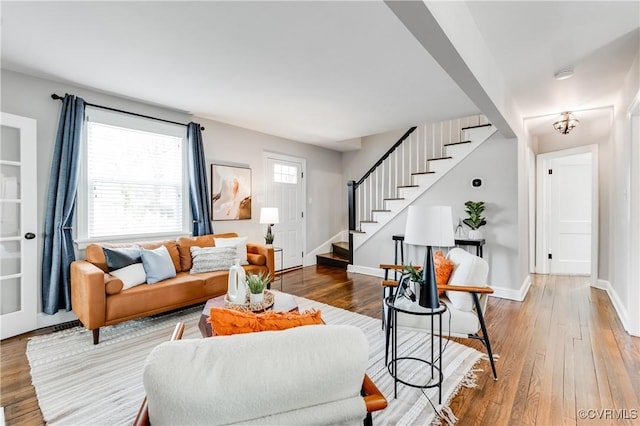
[211,164,252,220]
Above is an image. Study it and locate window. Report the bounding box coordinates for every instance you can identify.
[273,163,297,184]
[77,108,189,244]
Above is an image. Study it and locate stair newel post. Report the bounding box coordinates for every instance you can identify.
[347,180,356,264]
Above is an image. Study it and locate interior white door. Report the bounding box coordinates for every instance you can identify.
[1,112,38,339]
[264,154,305,270]
[548,153,592,274]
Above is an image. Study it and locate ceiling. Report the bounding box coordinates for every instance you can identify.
[2,1,639,149]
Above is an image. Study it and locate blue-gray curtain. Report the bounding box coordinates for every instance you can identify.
[187,122,213,236]
[42,94,85,314]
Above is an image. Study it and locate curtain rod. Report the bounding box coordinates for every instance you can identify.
[51,93,204,131]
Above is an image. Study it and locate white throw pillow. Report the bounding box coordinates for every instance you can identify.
[214,236,248,265]
[190,246,237,274]
[111,263,147,290]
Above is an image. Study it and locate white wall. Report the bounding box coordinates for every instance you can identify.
[1,69,343,327]
[353,133,520,295]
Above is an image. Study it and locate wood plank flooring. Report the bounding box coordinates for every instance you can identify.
[1,267,638,425]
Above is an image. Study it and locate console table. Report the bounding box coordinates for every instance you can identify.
[392,234,485,264]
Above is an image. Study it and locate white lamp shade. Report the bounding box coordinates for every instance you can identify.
[404,205,455,247]
[259,207,279,224]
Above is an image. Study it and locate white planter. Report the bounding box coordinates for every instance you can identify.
[468,229,483,240]
[249,292,264,304]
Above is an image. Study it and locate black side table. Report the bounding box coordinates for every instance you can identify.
[385,296,447,403]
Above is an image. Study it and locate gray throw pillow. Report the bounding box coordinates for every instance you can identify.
[103,246,141,271]
[190,246,237,274]
[140,245,176,284]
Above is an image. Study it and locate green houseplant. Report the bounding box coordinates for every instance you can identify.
[246,271,271,304]
[463,201,487,239]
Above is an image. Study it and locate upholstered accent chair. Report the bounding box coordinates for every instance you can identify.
[380,247,498,379]
[134,323,387,425]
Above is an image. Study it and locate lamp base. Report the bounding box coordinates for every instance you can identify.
[418,246,440,309]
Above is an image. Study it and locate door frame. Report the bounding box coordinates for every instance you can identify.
[627,91,640,336]
[262,151,306,268]
[536,144,599,284]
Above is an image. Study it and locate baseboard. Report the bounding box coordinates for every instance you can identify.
[490,275,531,301]
[593,279,630,333]
[37,310,78,329]
[347,264,384,278]
[304,230,349,266]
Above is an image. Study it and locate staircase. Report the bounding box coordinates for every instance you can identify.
[316,241,350,269]
[347,114,497,254]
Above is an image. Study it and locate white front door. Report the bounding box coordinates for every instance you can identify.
[264,153,305,270]
[548,152,592,275]
[1,112,38,339]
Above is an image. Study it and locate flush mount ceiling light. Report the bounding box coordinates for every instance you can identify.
[553,112,579,134]
[554,66,574,80]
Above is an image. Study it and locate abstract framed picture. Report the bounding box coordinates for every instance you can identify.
[211,164,252,220]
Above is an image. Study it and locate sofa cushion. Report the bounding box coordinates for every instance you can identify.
[86,240,181,273]
[247,253,266,266]
[141,246,177,284]
[177,233,239,271]
[105,273,205,321]
[103,246,141,271]
[111,263,147,290]
[190,246,236,274]
[214,236,248,265]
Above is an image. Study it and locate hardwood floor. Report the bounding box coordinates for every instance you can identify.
[1,267,638,425]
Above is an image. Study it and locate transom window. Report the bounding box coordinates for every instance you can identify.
[273,163,297,184]
[77,108,189,244]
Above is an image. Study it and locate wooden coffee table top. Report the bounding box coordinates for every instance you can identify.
[198,291,299,338]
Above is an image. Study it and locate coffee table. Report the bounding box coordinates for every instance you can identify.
[198,291,299,337]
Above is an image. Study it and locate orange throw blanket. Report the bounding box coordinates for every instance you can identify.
[208,307,323,336]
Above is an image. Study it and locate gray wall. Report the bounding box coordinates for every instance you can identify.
[354,133,520,292]
[1,69,343,325]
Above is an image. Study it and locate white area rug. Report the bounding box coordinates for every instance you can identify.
[27,294,483,425]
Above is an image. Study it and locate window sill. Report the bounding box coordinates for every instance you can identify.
[75,232,192,250]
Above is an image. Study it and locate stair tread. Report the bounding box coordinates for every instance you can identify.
[333,241,349,250]
[461,123,492,130]
[398,185,419,188]
[444,140,472,146]
[350,230,366,234]
[372,209,391,212]
[360,220,378,223]
[384,197,405,201]
[317,252,349,261]
[427,156,453,161]
[411,171,435,175]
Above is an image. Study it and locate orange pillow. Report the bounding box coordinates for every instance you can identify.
[434,250,455,286]
[208,307,323,336]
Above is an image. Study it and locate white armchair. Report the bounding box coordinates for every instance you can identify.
[134,324,387,425]
[380,247,498,380]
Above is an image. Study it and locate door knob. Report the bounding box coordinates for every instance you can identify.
[24,232,36,240]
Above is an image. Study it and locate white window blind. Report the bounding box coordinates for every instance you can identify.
[78,108,189,243]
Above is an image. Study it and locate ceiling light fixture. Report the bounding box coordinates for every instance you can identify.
[554,66,574,80]
[553,112,579,134]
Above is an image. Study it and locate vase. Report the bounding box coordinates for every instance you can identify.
[249,292,264,304]
[226,260,247,304]
[468,229,482,240]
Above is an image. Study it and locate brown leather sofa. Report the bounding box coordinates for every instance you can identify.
[70,233,274,344]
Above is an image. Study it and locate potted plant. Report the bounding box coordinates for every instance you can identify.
[402,263,423,299]
[246,271,271,304]
[463,201,487,239]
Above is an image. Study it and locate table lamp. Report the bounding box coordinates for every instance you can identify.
[259,207,279,245]
[404,205,455,309]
